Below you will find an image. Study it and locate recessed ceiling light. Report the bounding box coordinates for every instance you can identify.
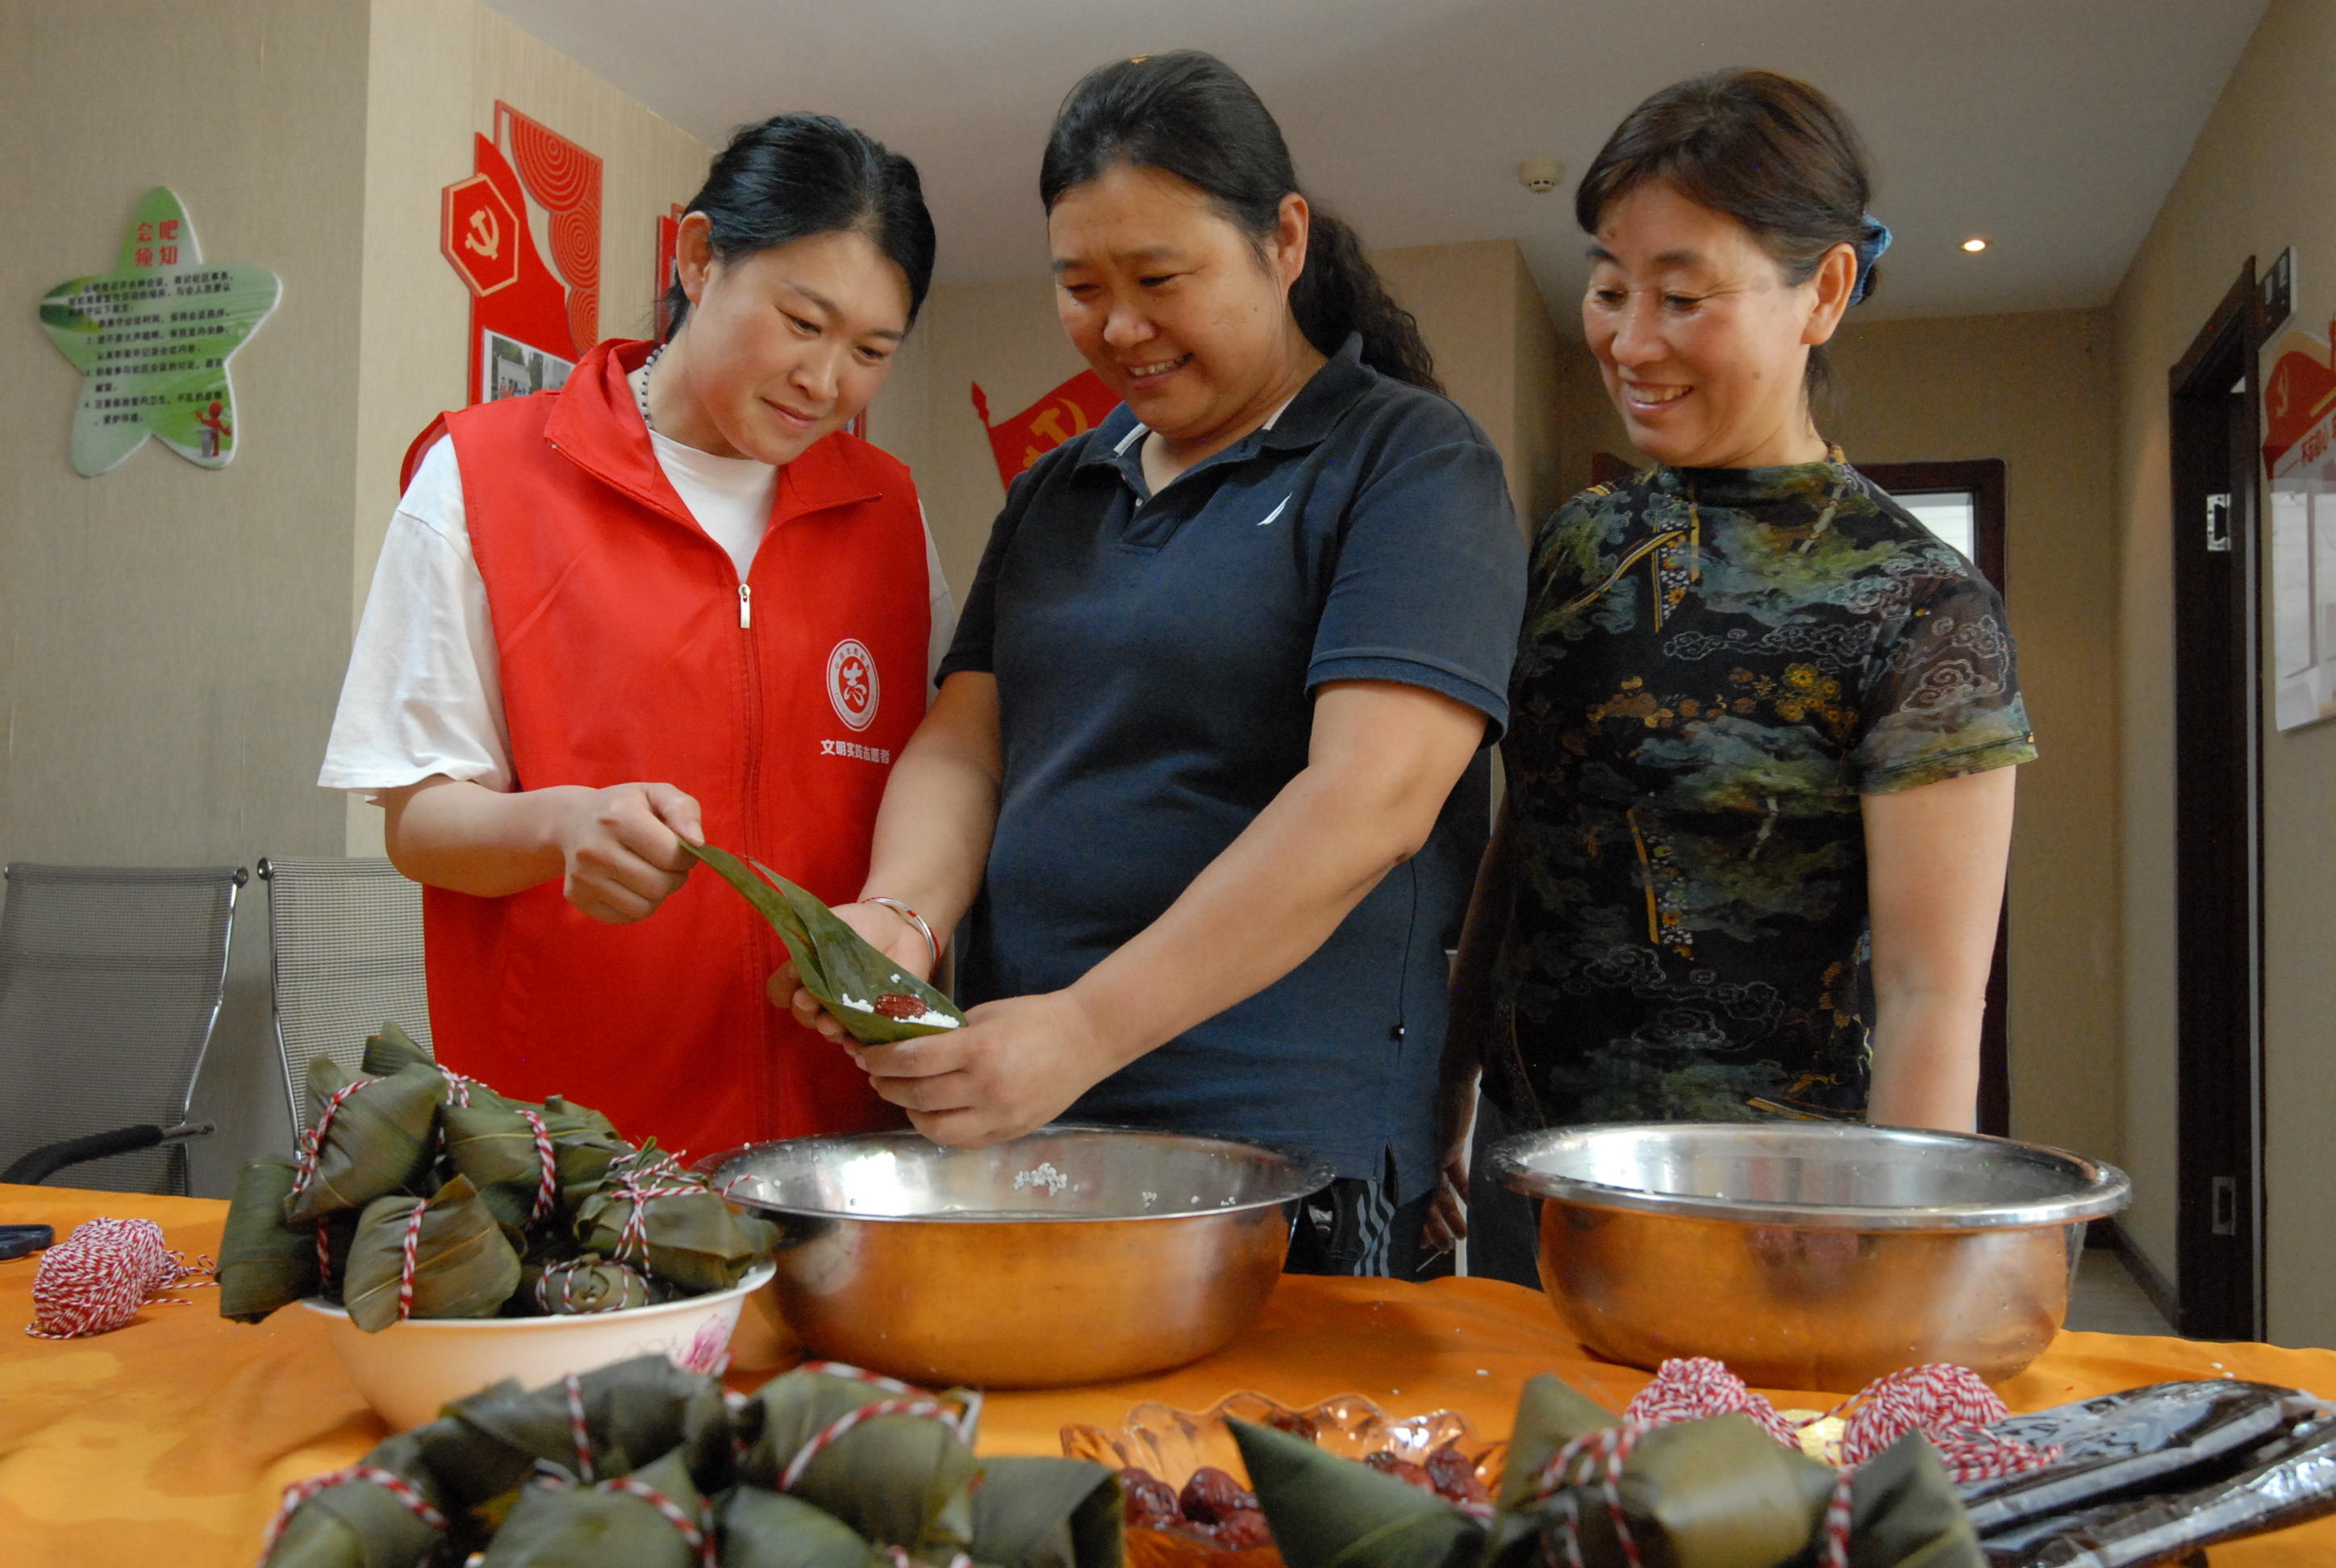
[1962,238,1988,253]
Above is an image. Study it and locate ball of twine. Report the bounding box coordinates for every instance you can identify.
[25,1217,211,1339]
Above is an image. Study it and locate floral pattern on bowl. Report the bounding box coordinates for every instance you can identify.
[1059,1389,1507,1493]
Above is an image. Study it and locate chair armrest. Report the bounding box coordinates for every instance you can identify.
[1,1122,215,1186]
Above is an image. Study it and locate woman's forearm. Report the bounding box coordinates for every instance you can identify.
[1861,765,2017,1132]
[1066,682,1487,1073]
[1444,785,1515,1085]
[382,777,582,895]
[1866,990,1986,1129]
[857,673,1003,938]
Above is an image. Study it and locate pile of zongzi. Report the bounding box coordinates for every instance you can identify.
[261,1357,1123,1568]
[216,1024,777,1330]
[1199,1372,1987,1568]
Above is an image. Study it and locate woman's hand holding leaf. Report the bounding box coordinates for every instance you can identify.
[769,900,932,1041]
[853,990,1136,1146]
[555,782,703,925]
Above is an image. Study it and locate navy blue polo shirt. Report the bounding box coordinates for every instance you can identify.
[938,333,1526,1195]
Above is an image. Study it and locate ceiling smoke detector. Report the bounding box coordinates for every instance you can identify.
[1516,158,1565,194]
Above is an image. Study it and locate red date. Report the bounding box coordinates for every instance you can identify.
[1118,1467,1182,1529]
[1363,1451,1437,1493]
[1178,1466,1259,1525]
[1212,1508,1273,1550]
[874,993,928,1020]
[1424,1442,1489,1504]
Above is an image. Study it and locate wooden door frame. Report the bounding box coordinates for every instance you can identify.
[1858,460,2011,1138]
[2166,261,2267,1341]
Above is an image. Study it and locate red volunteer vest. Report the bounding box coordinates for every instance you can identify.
[420,339,928,1161]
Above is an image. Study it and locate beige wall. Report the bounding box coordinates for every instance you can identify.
[0,0,712,1195]
[0,0,373,1194]
[2109,0,2336,1345]
[1550,311,2126,1173]
[866,238,1565,593]
[346,0,715,856]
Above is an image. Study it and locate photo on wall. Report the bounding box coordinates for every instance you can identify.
[482,330,572,403]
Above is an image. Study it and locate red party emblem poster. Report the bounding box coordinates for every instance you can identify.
[440,103,603,406]
[971,369,1121,490]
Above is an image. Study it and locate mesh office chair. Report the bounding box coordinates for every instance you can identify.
[0,863,244,1194]
[258,857,432,1137]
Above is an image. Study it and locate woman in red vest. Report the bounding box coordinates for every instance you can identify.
[320,115,945,1161]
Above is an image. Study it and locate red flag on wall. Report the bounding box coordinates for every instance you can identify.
[971,369,1121,490]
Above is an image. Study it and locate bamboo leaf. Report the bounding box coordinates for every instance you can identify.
[218,1156,320,1322]
[682,840,966,1044]
[360,1019,435,1078]
[721,1487,889,1568]
[972,1456,1126,1568]
[1228,1418,1483,1568]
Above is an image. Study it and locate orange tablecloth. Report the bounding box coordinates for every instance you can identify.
[6,1184,2335,1566]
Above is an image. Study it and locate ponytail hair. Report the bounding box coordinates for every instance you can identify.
[1040,52,1439,393]
[662,112,936,341]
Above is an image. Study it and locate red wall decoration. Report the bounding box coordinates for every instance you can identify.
[655,202,683,339]
[971,370,1120,490]
[2263,317,2336,477]
[440,102,603,406]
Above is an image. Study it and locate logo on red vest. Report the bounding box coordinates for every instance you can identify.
[827,639,880,732]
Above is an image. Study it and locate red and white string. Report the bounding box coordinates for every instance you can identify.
[260,1466,444,1555]
[596,1150,706,1271]
[516,1107,557,1221]
[779,1399,952,1492]
[394,1200,429,1321]
[796,1361,981,1444]
[25,1218,212,1339]
[1620,1355,2061,1483]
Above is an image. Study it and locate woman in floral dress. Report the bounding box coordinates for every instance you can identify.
[1430,69,2035,1284]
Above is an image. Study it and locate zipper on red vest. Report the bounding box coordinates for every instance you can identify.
[738,583,753,628]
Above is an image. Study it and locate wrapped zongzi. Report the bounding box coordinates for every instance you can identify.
[217,1156,320,1322]
[284,1057,446,1224]
[737,1366,981,1553]
[479,1448,707,1568]
[574,1152,778,1294]
[340,1176,522,1332]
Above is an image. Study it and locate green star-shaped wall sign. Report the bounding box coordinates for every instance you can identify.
[39,187,282,476]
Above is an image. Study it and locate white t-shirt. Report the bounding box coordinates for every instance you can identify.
[319,381,957,795]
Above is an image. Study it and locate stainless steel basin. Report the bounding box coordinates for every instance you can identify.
[703,1126,1333,1389]
[1491,1121,2131,1391]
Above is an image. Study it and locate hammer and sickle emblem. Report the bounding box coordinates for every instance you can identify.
[464,206,501,260]
[2271,364,2291,419]
[1027,398,1093,448]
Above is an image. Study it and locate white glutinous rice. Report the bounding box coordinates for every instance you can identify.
[897,1007,960,1029]
[836,993,874,1013]
[1012,1161,1070,1195]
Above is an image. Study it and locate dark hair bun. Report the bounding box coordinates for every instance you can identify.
[662,112,936,341]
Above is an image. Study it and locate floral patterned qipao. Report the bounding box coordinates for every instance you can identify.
[1487,452,2036,1126]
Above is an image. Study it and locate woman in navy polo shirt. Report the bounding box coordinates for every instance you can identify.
[776,51,1526,1275]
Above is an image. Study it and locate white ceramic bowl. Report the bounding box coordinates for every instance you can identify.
[302,1261,776,1429]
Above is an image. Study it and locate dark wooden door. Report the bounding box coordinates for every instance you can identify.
[2167,264,2265,1341]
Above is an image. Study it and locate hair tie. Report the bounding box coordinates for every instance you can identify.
[1850,215,1891,306]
